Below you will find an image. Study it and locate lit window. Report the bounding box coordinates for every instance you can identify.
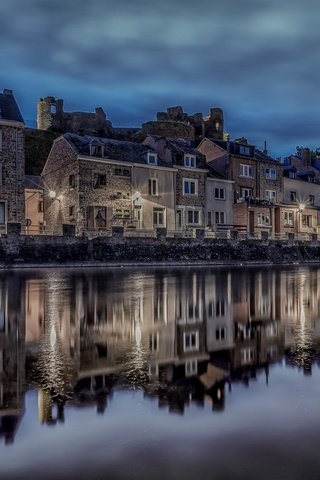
[183,331,199,352]
[183,179,198,195]
[240,164,253,177]
[148,178,158,196]
[214,187,225,200]
[265,168,277,180]
[147,152,158,165]
[184,155,196,168]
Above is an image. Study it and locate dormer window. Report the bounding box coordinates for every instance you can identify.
[289,171,296,179]
[90,143,104,157]
[147,152,158,165]
[238,145,251,156]
[184,154,196,168]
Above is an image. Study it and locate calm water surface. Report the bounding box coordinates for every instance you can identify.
[1,266,320,480]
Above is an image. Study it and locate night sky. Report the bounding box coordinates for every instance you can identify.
[1,0,320,157]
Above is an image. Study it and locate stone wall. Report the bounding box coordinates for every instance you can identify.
[37,97,113,137]
[1,230,320,266]
[0,124,25,230]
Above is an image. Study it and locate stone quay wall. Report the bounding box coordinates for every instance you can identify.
[1,223,320,267]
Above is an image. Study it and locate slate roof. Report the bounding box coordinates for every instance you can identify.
[255,148,281,164]
[149,134,201,156]
[0,89,24,123]
[24,175,44,190]
[63,133,172,167]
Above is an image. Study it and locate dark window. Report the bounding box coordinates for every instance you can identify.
[93,173,107,188]
[290,191,297,202]
[309,195,315,206]
[38,201,44,213]
[114,167,130,177]
[69,206,75,217]
[69,174,76,189]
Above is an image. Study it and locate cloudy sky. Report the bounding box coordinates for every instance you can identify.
[1,0,319,157]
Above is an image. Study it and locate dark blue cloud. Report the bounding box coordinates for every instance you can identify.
[1,0,320,157]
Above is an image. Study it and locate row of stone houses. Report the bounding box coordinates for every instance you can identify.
[40,131,320,237]
[2,88,320,237]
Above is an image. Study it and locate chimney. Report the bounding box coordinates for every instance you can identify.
[263,141,268,155]
[301,148,311,167]
[3,89,13,95]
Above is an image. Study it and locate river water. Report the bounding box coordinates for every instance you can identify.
[1,265,320,480]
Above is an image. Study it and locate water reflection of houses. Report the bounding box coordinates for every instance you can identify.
[0,275,25,444]
[25,268,320,421]
[277,269,320,374]
[25,272,80,425]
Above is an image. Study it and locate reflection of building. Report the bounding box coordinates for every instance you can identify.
[12,266,320,426]
[0,275,25,444]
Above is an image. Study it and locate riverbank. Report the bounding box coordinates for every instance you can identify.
[1,230,320,268]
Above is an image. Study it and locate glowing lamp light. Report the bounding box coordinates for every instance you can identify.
[48,190,56,199]
[298,203,305,212]
[132,191,141,203]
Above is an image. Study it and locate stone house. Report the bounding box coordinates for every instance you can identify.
[205,165,234,228]
[0,89,25,234]
[24,175,45,235]
[42,133,176,235]
[274,166,320,235]
[143,135,207,229]
[198,137,283,235]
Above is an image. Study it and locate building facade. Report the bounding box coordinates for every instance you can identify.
[143,136,207,229]
[42,133,177,235]
[0,89,25,234]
